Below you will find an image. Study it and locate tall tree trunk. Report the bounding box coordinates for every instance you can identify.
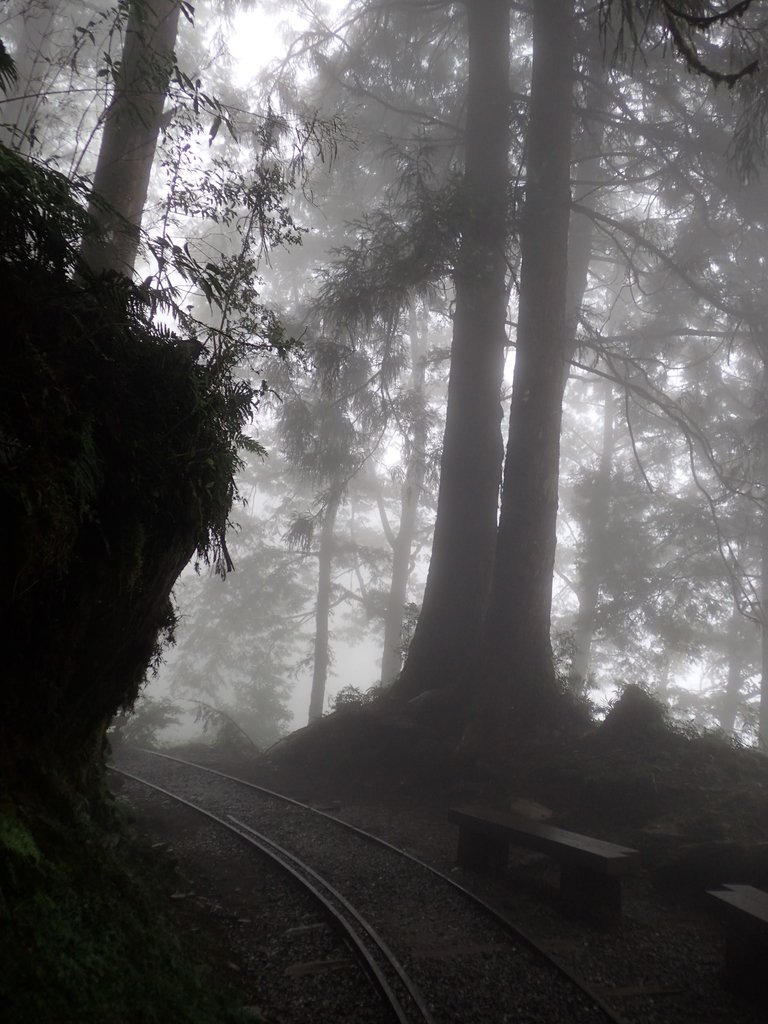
[749,342,768,746]
[81,0,181,277]
[560,33,610,692]
[308,494,340,722]
[391,0,509,702]
[570,381,615,692]
[481,0,574,719]
[563,46,609,373]
[760,509,768,749]
[380,310,428,686]
[0,0,56,154]
[720,604,745,733]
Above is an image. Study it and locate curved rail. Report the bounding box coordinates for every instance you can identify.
[110,766,434,1024]
[121,747,632,1024]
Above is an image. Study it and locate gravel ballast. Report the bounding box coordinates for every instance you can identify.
[112,746,766,1024]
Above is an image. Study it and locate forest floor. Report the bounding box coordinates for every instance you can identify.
[116,687,768,1023]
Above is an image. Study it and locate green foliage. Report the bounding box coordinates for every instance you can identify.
[0,812,40,867]
[189,699,260,750]
[316,169,461,332]
[0,142,298,764]
[0,145,99,275]
[330,684,378,711]
[552,628,579,688]
[0,39,17,93]
[150,127,306,369]
[398,602,421,661]
[0,794,243,1024]
[109,698,183,749]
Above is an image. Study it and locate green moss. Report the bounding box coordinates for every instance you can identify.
[0,134,294,1024]
[0,143,258,770]
[0,790,242,1024]
[0,812,40,864]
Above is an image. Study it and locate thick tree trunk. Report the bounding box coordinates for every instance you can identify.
[380,314,428,686]
[563,53,608,373]
[751,353,768,747]
[564,171,597,367]
[570,381,615,692]
[81,0,180,276]
[720,604,745,733]
[760,512,768,749]
[391,0,509,702]
[308,494,340,721]
[481,0,574,718]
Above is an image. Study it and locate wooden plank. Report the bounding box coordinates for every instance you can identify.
[709,884,768,1001]
[721,883,768,910]
[449,805,640,875]
[708,885,768,927]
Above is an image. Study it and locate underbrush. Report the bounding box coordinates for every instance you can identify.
[0,783,244,1024]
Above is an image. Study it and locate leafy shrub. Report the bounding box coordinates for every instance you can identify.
[330,685,379,711]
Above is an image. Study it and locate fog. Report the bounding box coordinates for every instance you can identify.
[5,0,768,751]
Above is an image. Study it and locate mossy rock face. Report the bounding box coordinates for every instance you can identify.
[1,281,215,768]
[0,150,247,780]
[0,140,277,1024]
[0,792,242,1024]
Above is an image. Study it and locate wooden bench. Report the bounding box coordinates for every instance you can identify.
[448,804,641,918]
[708,884,768,999]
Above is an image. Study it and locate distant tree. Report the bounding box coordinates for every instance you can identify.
[568,380,616,693]
[160,496,306,746]
[237,0,768,755]
[279,344,379,719]
[0,0,55,154]
[81,0,182,275]
[377,305,431,685]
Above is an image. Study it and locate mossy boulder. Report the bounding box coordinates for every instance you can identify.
[0,146,250,783]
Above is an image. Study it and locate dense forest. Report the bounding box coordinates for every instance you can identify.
[3,0,768,1020]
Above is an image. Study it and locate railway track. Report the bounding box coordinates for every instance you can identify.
[111,747,627,1024]
[113,764,432,1024]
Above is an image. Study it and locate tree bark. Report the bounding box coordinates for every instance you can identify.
[81,0,181,277]
[308,493,340,721]
[563,49,608,376]
[391,0,509,702]
[481,0,574,719]
[760,508,768,749]
[720,604,745,733]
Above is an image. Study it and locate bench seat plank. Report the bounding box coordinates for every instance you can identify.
[448,804,641,919]
[448,805,641,875]
[709,884,768,926]
[708,884,768,1000]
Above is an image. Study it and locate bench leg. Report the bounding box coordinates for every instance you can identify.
[456,828,508,874]
[559,866,622,920]
[723,927,768,998]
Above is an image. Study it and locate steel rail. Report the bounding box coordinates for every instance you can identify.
[123,748,632,1024]
[110,765,434,1024]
